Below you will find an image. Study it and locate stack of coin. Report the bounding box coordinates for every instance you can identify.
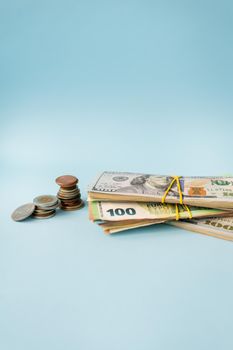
[56,175,84,211]
[33,195,60,219]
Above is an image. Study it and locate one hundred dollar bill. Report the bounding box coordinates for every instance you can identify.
[88,172,233,209]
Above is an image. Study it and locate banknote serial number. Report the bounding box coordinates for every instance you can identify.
[107,208,136,216]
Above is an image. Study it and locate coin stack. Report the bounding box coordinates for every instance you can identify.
[33,195,60,219]
[56,175,84,211]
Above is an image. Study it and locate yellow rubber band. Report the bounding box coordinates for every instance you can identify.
[162,176,192,221]
[161,176,183,204]
[183,204,193,219]
[175,204,180,220]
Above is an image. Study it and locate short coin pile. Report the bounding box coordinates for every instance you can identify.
[33,195,60,219]
[56,175,84,211]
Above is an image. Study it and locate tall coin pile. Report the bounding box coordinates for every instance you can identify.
[56,175,84,211]
[33,195,60,219]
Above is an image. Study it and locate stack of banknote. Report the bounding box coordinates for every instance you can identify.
[88,171,233,241]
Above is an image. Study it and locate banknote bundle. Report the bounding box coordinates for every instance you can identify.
[88,171,233,240]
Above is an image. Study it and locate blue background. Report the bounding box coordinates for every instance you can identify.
[1,1,233,349]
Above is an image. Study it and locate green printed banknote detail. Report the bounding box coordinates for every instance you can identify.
[89,201,229,222]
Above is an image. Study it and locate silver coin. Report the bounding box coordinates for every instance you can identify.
[33,195,58,208]
[11,203,35,221]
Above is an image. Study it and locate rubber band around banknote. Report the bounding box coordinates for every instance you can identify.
[174,204,192,220]
[161,176,183,204]
[183,204,192,219]
[161,176,192,220]
[175,204,180,220]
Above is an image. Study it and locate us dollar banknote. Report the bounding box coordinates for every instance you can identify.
[168,217,233,241]
[89,201,232,222]
[88,171,233,209]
